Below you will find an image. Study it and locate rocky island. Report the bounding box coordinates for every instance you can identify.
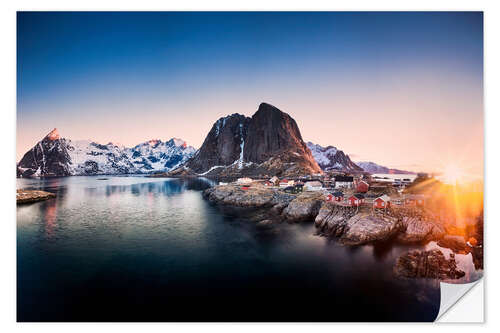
[394,249,465,280]
[17,189,56,204]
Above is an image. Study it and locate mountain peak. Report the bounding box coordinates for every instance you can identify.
[45,128,60,141]
[257,102,280,114]
[168,138,187,148]
[147,139,161,146]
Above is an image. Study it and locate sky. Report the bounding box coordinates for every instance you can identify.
[17,12,483,177]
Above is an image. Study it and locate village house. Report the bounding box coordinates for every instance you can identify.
[326,191,344,202]
[405,194,425,207]
[279,179,294,188]
[263,180,273,186]
[355,180,369,193]
[348,193,365,207]
[304,181,323,191]
[334,175,354,189]
[237,177,253,185]
[332,191,344,201]
[373,194,391,209]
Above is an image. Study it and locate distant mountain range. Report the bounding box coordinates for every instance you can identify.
[17,103,414,178]
[306,142,362,172]
[355,161,415,174]
[16,129,196,177]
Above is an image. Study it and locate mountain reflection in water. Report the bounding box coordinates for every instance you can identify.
[17,176,450,322]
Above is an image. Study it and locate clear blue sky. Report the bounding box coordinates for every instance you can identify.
[17,12,483,175]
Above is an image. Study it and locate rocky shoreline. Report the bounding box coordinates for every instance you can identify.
[203,183,482,280]
[203,184,449,246]
[17,189,56,204]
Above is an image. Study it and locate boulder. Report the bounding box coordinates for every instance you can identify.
[341,213,401,245]
[282,192,324,222]
[397,216,445,243]
[314,202,357,236]
[394,249,465,279]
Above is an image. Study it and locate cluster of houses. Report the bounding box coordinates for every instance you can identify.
[230,175,426,209]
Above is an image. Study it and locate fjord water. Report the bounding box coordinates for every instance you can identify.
[17,176,442,322]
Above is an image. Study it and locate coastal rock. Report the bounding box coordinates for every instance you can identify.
[397,216,445,243]
[282,192,324,222]
[341,213,401,245]
[256,219,274,228]
[314,203,400,245]
[16,189,56,204]
[314,202,357,236]
[203,185,294,208]
[437,235,467,252]
[394,249,465,279]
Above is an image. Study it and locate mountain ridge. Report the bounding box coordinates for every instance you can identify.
[306,142,362,172]
[355,161,415,174]
[17,129,196,177]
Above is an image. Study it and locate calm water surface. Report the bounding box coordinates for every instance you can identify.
[17,176,474,321]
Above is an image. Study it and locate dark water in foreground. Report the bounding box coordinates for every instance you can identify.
[17,176,468,322]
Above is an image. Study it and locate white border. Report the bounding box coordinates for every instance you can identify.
[2,0,498,331]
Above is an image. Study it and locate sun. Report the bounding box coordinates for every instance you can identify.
[441,164,464,184]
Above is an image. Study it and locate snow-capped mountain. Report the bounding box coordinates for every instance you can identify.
[17,129,196,177]
[306,142,362,172]
[355,161,414,175]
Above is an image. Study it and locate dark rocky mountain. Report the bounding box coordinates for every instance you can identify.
[356,161,414,175]
[17,129,196,178]
[307,142,363,172]
[171,103,322,177]
[17,129,72,177]
[183,114,250,173]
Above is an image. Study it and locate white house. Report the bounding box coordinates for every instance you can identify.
[236,177,253,185]
[334,176,354,189]
[304,181,323,191]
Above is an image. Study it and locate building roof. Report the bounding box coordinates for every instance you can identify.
[375,194,391,202]
[305,181,322,187]
[332,191,344,197]
[335,176,354,182]
[353,193,365,199]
